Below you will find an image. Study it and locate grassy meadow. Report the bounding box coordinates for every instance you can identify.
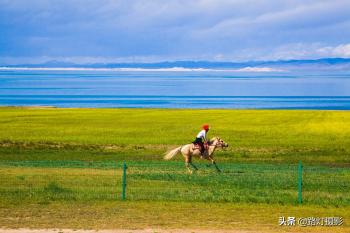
[0,107,350,164]
[0,107,349,232]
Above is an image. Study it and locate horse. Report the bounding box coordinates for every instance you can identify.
[164,137,228,173]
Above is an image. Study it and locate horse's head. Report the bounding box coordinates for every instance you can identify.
[210,137,229,148]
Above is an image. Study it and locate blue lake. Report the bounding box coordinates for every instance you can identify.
[0,70,350,109]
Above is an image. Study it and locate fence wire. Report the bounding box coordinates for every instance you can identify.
[0,161,121,201]
[125,161,350,205]
[0,160,349,206]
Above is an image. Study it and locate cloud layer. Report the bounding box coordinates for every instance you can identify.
[1,0,350,64]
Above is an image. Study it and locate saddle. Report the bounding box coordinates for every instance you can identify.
[192,143,202,150]
[192,142,209,151]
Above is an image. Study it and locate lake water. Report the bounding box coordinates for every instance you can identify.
[1,69,350,109]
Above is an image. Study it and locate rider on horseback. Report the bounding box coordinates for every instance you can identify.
[193,124,209,156]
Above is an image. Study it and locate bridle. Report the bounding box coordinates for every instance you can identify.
[212,137,226,148]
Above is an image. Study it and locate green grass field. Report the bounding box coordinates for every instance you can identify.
[1,107,350,165]
[0,107,349,232]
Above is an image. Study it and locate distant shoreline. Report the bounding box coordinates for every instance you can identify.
[1,69,349,109]
[0,66,284,72]
[0,105,348,111]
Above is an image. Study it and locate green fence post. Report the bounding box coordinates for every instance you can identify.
[122,161,127,200]
[298,161,303,204]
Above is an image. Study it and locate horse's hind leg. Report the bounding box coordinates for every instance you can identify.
[185,156,197,173]
[185,156,193,173]
[188,155,199,171]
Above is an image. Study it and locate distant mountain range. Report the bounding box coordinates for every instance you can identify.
[2,58,350,70]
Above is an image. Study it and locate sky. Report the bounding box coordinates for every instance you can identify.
[1,0,350,64]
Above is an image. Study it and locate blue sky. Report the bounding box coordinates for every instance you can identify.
[1,0,350,64]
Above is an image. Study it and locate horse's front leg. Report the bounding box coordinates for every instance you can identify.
[190,162,198,171]
[207,156,221,173]
[213,161,221,173]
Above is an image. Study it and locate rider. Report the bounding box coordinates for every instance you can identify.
[193,124,209,155]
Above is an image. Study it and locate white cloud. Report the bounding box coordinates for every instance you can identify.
[318,44,350,57]
[1,0,350,62]
[251,42,350,61]
[333,44,350,57]
[237,67,284,72]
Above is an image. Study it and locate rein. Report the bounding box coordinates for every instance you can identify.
[210,138,227,149]
[209,138,222,148]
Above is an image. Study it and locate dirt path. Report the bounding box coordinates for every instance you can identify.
[0,229,259,233]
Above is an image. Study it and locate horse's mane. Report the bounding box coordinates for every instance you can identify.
[208,137,219,145]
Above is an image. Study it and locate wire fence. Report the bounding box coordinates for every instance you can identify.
[0,160,349,206]
[0,161,121,201]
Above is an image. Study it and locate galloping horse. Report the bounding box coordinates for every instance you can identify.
[164,137,228,173]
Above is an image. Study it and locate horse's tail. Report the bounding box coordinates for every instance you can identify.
[164,146,182,160]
